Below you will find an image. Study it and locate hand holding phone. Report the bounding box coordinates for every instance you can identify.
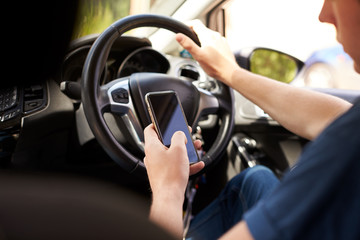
[145,91,200,164]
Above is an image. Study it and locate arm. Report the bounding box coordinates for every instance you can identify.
[228,68,352,140]
[176,21,352,140]
[143,124,204,238]
[148,182,185,238]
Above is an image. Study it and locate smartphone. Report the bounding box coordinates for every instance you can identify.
[145,90,200,164]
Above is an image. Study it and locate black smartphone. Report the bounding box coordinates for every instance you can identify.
[145,90,200,164]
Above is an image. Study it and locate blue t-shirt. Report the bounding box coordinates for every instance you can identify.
[244,102,360,239]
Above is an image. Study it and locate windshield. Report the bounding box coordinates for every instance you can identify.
[73,0,185,39]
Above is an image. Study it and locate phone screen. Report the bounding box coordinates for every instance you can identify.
[146,91,199,164]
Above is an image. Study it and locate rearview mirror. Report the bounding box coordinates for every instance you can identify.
[235,48,304,84]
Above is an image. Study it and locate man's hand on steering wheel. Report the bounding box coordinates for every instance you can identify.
[176,20,239,85]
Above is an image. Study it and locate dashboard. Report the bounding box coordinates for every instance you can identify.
[60,35,217,92]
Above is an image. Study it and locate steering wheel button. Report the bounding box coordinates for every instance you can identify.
[111,88,129,104]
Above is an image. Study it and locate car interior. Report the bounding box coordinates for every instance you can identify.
[1,0,360,238]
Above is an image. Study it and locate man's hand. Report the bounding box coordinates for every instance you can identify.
[176,20,239,85]
[143,124,204,237]
[144,124,204,196]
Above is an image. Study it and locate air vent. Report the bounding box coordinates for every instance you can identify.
[178,64,200,81]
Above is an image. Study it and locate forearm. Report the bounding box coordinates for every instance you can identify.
[149,190,185,238]
[228,67,352,140]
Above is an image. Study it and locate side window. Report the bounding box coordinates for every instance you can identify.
[222,0,360,90]
[72,0,183,39]
[73,0,131,39]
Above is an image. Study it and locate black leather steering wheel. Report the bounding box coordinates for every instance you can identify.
[82,14,234,178]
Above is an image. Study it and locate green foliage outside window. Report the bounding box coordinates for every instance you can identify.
[73,0,130,39]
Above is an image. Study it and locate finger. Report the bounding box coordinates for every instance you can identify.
[171,131,187,146]
[144,124,159,143]
[189,161,205,175]
[144,123,155,135]
[176,33,202,59]
[194,139,202,150]
[169,131,188,160]
[190,20,222,44]
[144,124,164,152]
[143,156,148,167]
[188,126,192,133]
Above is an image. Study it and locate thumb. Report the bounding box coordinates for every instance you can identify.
[171,131,187,146]
[176,33,201,59]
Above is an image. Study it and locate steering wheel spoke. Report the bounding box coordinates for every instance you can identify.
[101,78,144,149]
[193,88,219,127]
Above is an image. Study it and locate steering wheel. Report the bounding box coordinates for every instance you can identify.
[82,14,234,178]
